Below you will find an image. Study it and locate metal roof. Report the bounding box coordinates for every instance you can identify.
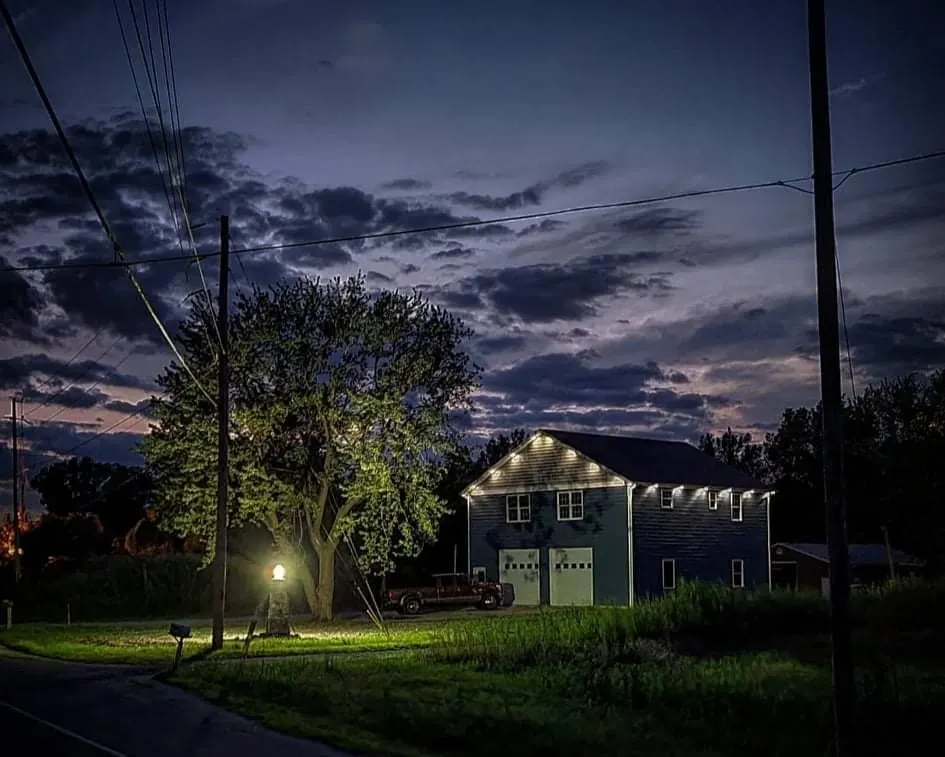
[543,428,768,490]
[775,542,924,566]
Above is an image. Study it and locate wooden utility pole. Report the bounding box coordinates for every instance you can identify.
[807,1,855,754]
[10,397,21,584]
[211,215,230,650]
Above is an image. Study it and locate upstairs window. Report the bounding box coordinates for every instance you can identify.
[731,559,745,588]
[659,487,675,509]
[557,490,584,521]
[506,494,531,523]
[730,491,743,522]
[707,489,718,510]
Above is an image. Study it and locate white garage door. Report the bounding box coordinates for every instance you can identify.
[549,547,594,606]
[498,548,541,606]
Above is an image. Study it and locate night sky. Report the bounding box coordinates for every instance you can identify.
[1,0,943,496]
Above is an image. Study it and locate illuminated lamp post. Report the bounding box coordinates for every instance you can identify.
[266,562,291,636]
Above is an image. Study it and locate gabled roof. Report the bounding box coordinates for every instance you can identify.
[775,542,924,566]
[545,429,767,490]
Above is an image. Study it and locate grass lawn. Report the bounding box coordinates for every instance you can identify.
[173,632,945,757]
[0,616,443,666]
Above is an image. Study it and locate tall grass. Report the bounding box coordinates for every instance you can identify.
[428,579,945,672]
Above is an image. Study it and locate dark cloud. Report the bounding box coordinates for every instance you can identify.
[381,178,432,191]
[438,253,674,323]
[680,298,815,360]
[845,299,945,377]
[517,219,566,237]
[103,397,157,417]
[1,115,478,343]
[473,352,719,441]
[449,187,542,213]
[614,207,700,235]
[475,333,529,355]
[366,270,395,285]
[0,255,44,342]
[446,224,516,241]
[21,385,109,410]
[0,353,155,391]
[431,245,476,260]
[447,160,610,214]
[485,352,681,406]
[19,421,146,469]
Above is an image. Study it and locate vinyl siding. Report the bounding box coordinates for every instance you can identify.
[469,484,629,604]
[632,485,769,599]
[470,433,625,495]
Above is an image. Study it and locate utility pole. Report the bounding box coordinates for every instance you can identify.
[211,215,230,650]
[807,1,855,755]
[10,397,21,584]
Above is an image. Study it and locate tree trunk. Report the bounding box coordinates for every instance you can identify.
[297,559,319,616]
[314,541,337,620]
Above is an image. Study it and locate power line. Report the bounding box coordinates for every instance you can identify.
[112,0,182,257]
[28,399,160,475]
[19,326,108,410]
[2,0,214,406]
[39,346,136,426]
[22,335,122,420]
[4,147,944,275]
[835,251,857,401]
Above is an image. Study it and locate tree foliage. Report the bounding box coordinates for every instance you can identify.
[30,456,152,544]
[140,275,480,618]
[700,370,945,564]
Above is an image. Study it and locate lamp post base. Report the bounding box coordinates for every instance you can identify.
[265,584,291,636]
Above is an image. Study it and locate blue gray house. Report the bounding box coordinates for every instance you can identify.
[463,429,772,606]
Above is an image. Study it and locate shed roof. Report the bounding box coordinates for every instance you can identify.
[775,542,924,566]
[543,429,767,490]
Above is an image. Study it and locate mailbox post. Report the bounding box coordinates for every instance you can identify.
[168,623,192,671]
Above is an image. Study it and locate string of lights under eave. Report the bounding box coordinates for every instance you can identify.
[3,148,944,275]
[1,0,215,406]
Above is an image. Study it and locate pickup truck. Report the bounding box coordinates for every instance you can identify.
[385,572,513,615]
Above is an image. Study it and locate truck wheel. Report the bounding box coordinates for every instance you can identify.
[402,595,422,615]
[478,592,499,610]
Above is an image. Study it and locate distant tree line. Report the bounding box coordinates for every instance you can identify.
[700,369,945,567]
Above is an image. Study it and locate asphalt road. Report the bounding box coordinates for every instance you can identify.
[0,652,350,757]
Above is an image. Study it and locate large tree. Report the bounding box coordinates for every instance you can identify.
[697,427,769,482]
[141,275,480,618]
[761,370,945,563]
[30,457,152,545]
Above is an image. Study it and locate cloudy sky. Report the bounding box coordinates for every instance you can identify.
[1,0,943,496]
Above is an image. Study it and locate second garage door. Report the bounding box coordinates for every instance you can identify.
[498,548,541,606]
[549,547,594,606]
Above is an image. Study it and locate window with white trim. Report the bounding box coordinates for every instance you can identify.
[730,491,743,522]
[506,494,531,523]
[659,487,675,509]
[557,490,584,521]
[731,559,745,588]
[662,558,676,590]
[707,489,718,510]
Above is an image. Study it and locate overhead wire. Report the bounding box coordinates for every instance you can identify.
[2,0,215,405]
[153,0,221,348]
[20,326,109,414]
[39,345,137,426]
[23,335,122,420]
[111,0,181,258]
[124,0,185,255]
[4,147,944,275]
[27,398,162,475]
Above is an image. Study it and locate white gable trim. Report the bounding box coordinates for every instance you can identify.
[461,429,631,496]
